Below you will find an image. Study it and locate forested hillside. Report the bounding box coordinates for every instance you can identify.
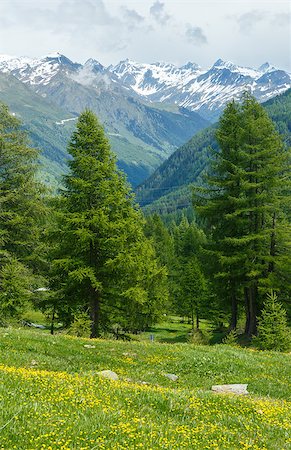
[0,95,289,352]
[136,88,291,214]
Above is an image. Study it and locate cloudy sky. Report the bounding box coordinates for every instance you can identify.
[0,0,290,70]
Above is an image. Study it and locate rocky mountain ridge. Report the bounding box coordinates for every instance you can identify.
[0,53,290,122]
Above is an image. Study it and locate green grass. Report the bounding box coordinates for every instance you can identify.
[0,327,290,449]
[136,316,226,344]
[135,316,193,343]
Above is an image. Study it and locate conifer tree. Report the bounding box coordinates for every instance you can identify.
[0,103,46,319]
[53,110,167,337]
[178,255,207,331]
[194,94,290,336]
[256,291,290,351]
[144,214,174,267]
[171,217,208,326]
[0,103,45,262]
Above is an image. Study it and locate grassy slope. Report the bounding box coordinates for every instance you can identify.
[0,328,290,449]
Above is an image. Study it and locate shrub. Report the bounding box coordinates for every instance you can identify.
[222,329,239,346]
[188,329,210,345]
[255,291,290,352]
[68,312,91,338]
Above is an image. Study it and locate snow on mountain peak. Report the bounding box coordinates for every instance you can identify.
[85,58,103,66]
[0,53,81,86]
[0,52,289,121]
[180,62,200,71]
[84,58,105,73]
[212,59,240,71]
[42,51,63,59]
[0,54,35,73]
[210,59,263,78]
[258,62,277,73]
[0,54,16,62]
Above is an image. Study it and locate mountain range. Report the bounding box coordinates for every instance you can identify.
[110,58,290,121]
[0,53,290,186]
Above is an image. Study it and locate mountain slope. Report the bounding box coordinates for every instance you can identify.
[0,71,76,186]
[136,88,291,213]
[0,54,209,186]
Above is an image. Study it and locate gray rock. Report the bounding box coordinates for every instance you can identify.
[84,344,96,349]
[164,373,179,382]
[122,352,137,357]
[124,377,133,382]
[211,384,248,395]
[97,370,119,381]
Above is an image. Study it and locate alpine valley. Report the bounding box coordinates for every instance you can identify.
[0,52,290,187]
[136,88,291,214]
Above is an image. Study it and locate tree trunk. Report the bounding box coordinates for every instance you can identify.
[90,289,100,338]
[244,287,250,335]
[191,308,195,333]
[89,240,100,338]
[196,308,199,330]
[245,285,257,336]
[268,212,276,273]
[230,288,237,330]
[50,305,55,336]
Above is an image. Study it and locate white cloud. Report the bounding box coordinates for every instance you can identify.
[236,10,267,34]
[122,7,145,28]
[0,0,289,71]
[150,1,171,25]
[70,66,112,90]
[185,25,207,45]
[271,12,291,27]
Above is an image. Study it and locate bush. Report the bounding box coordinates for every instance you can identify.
[255,291,290,352]
[188,329,210,345]
[68,312,91,338]
[222,329,239,346]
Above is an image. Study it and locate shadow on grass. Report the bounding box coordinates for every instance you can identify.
[159,334,189,343]
[148,327,187,334]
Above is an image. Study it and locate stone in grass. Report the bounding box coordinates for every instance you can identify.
[164,373,179,382]
[211,384,248,395]
[97,370,119,381]
[84,344,96,349]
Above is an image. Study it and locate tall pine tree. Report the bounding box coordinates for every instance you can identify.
[0,103,46,319]
[194,94,290,336]
[52,110,167,337]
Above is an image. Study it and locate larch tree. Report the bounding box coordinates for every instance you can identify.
[52,110,168,337]
[171,217,208,328]
[194,94,290,336]
[0,103,46,318]
[193,100,246,330]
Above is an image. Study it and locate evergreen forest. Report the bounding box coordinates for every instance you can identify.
[0,93,290,351]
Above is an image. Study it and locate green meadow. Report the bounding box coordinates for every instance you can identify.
[0,327,290,450]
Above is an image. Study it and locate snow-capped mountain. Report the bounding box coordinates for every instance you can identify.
[0,52,82,87]
[110,58,291,120]
[109,59,201,96]
[0,53,290,122]
[0,53,209,186]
